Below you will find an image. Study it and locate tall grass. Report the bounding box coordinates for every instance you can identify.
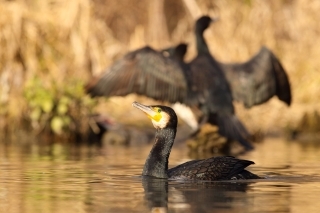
[0,0,319,139]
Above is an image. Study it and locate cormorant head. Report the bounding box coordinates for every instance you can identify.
[132,101,178,129]
[161,43,188,62]
[195,16,218,33]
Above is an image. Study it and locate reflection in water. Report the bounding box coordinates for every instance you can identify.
[142,176,255,213]
[142,177,168,211]
[169,181,252,213]
[1,138,320,213]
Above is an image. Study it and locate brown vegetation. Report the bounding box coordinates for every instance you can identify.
[0,0,319,140]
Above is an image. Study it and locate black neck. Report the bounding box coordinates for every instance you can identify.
[195,29,210,54]
[142,127,176,178]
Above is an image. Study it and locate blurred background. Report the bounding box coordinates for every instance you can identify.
[2,1,320,213]
[0,0,319,142]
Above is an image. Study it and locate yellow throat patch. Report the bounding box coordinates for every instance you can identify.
[148,107,162,122]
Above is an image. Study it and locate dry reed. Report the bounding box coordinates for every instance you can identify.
[0,0,319,139]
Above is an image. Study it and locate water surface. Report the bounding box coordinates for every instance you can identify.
[1,138,320,213]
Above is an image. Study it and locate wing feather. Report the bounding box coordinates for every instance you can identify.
[168,156,254,180]
[220,47,291,108]
[86,46,188,103]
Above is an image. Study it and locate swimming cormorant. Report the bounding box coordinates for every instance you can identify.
[132,101,260,180]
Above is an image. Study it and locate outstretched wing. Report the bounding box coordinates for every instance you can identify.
[86,46,188,103]
[221,47,291,108]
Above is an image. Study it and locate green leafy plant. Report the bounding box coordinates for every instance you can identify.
[24,77,96,137]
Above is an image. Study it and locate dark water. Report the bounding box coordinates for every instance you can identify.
[1,138,320,213]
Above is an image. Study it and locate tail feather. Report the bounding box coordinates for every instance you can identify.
[230,170,262,180]
[215,114,253,150]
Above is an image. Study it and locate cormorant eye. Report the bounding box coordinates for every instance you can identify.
[157,108,162,113]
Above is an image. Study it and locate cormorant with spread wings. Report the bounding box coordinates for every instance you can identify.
[86,16,256,150]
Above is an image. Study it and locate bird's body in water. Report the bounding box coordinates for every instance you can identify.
[132,101,260,181]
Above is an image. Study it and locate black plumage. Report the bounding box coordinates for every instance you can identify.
[221,47,291,108]
[85,46,188,103]
[132,101,260,181]
[168,156,258,180]
[164,43,292,108]
[186,16,253,150]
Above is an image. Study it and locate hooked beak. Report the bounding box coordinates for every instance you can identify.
[132,101,157,118]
